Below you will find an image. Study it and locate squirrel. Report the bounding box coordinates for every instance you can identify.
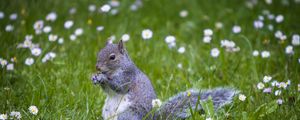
[91,40,237,120]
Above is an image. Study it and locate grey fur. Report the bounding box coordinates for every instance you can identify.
[91,40,237,120]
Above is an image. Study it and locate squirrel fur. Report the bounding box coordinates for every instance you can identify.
[91,40,237,120]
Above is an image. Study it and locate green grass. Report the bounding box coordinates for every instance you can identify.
[1,0,300,119]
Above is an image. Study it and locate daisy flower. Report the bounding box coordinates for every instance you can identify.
[88,4,96,12]
[263,88,272,93]
[210,48,220,58]
[252,50,259,56]
[10,111,21,119]
[152,99,162,108]
[28,105,38,115]
[263,75,272,83]
[204,29,213,36]
[5,24,14,32]
[285,45,294,55]
[43,26,52,33]
[232,25,241,34]
[277,99,283,105]
[238,94,246,101]
[275,15,284,23]
[0,59,8,67]
[96,26,104,32]
[142,29,153,40]
[121,34,130,42]
[48,34,58,42]
[64,20,74,29]
[257,82,265,89]
[31,48,42,56]
[0,114,8,120]
[274,90,281,96]
[69,7,76,14]
[74,28,83,36]
[253,20,264,29]
[100,4,111,13]
[261,51,270,58]
[292,34,300,46]
[6,63,14,71]
[9,13,17,20]
[0,11,4,19]
[46,12,57,22]
[69,34,77,41]
[179,10,188,18]
[58,38,64,44]
[203,36,212,43]
[215,22,223,29]
[177,63,183,69]
[178,47,185,54]
[25,58,34,66]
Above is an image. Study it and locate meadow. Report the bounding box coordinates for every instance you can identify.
[1,0,300,119]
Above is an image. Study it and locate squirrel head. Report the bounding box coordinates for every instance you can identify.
[96,40,131,74]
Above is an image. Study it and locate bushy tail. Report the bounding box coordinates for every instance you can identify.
[154,88,238,119]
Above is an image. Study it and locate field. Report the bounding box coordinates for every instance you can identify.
[1,0,300,119]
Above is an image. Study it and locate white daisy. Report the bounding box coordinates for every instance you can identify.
[285,45,294,55]
[10,111,21,119]
[33,20,44,31]
[74,28,83,36]
[178,47,185,54]
[261,51,270,58]
[110,9,118,15]
[204,29,213,36]
[43,26,52,33]
[277,99,283,105]
[232,25,241,34]
[265,0,272,4]
[25,58,34,66]
[206,117,213,120]
[275,15,284,23]
[69,7,76,14]
[179,10,188,18]
[70,34,77,41]
[291,34,300,46]
[253,20,264,29]
[31,48,42,56]
[152,99,162,108]
[257,82,265,89]
[100,4,111,13]
[58,38,64,44]
[46,12,57,22]
[142,29,153,40]
[165,35,176,43]
[177,63,183,69]
[64,20,74,29]
[268,24,274,31]
[215,22,223,29]
[9,13,18,20]
[28,106,38,115]
[263,75,272,83]
[203,36,212,43]
[278,82,287,89]
[6,63,14,71]
[48,34,58,42]
[274,90,281,96]
[88,4,97,12]
[210,48,220,58]
[0,114,8,120]
[0,59,8,67]
[96,26,104,31]
[5,24,14,32]
[109,0,120,7]
[252,50,259,56]
[239,94,246,101]
[121,34,130,42]
[0,11,4,19]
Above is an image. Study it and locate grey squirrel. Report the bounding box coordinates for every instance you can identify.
[91,40,237,120]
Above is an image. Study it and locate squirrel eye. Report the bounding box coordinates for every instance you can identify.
[109,54,116,60]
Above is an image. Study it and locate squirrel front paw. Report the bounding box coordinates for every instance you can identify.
[91,73,107,85]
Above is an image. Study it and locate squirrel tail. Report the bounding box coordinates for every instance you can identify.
[154,88,238,119]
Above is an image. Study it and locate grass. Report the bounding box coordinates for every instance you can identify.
[1,0,300,119]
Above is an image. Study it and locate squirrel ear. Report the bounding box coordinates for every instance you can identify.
[118,40,125,54]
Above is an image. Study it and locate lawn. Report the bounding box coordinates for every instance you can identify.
[1,0,300,119]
